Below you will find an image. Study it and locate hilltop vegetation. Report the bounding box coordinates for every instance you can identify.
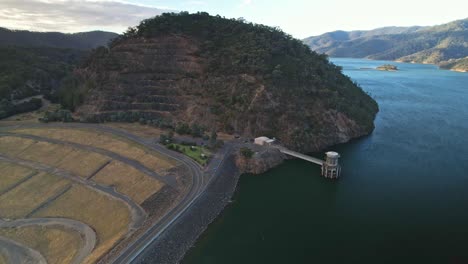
[0,46,84,100]
[0,27,118,50]
[67,12,378,152]
[303,18,468,71]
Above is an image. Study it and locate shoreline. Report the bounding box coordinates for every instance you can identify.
[333,57,467,73]
[133,154,242,264]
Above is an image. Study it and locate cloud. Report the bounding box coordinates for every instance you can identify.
[0,0,173,33]
[184,1,207,6]
[240,0,252,7]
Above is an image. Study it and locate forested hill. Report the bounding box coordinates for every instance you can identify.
[0,27,118,115]
[303,18,468,71]
[66,12,378,153]
[0,27,118,49]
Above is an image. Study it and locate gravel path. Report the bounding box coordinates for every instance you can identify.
[133,153,241,264]
[0,218,97,264]
[0,236,47,264]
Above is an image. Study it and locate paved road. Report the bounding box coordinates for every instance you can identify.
[0,236,47,264]
[0,154,147,231]
[0,218,96,264]
[0,123,232,264]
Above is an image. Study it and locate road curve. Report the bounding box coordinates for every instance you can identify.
[0,218,97,264]
[0,236,47,264]
[0,154,147,231]
[0,123,222,264]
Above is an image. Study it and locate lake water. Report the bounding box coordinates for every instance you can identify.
[183,58,468,264]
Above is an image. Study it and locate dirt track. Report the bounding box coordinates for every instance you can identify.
[0,218,96,264]
[0,236,47,264]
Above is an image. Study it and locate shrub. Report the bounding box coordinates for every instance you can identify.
[240,147,254,159]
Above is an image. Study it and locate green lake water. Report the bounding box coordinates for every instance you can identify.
[183,58,468,264]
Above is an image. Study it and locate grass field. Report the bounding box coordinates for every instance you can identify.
[0,173,70,219]
[56,150,111,178]
[0,136,35,156]
[0,126,178,263]
[14,128,178,173]
[93,161,164,204]
[0,225,82,264]
[32,184,132,264]
[0,253,6,264]
[167,143,210,165]
[104,123,165,138]
[0,161,35,193]
[18,141,74,166]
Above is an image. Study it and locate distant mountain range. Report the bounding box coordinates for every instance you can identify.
[0,28,118,101]
[303,18,468,72]
[0,27,118,50]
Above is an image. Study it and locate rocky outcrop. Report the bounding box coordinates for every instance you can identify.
[235,146,286,174]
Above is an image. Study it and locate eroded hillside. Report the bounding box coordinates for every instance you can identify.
[68,12,378,153]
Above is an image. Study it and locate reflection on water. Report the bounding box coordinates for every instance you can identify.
[183,58,468,264]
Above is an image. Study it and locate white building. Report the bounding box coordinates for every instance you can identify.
[254,136,276,146]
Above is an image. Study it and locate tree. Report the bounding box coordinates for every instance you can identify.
[210,129,217,146]
[175,123,191,135]
[240,147,254,159]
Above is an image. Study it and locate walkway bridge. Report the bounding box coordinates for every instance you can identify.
[276,147,324,165]
[274,146,341,179]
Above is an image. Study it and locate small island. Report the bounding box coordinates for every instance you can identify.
[376,64,398,71]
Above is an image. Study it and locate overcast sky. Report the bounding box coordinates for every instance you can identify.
[1,0,467,38]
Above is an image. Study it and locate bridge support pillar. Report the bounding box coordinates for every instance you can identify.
[321,151,341,179]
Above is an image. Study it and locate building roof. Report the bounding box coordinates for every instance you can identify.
[326,151,340,158]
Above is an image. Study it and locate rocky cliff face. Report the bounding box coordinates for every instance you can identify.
[70,13,378,153]
[235,147,286,174]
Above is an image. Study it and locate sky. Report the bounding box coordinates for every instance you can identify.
[1,0,467,38]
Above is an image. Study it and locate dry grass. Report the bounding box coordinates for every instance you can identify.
[0,253,6,264]
[0,136,36,156]
[56,149,111,178]
[0,161,35,193]
[13,128,178,173]
[0,173,70,219]
[104,123,165,138]
[93,161,164,204]
[0,225,82,264]
[33,184,131,264]
[17,141,74,166]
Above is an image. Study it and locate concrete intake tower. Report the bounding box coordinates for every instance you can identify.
[321,151,341,179]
